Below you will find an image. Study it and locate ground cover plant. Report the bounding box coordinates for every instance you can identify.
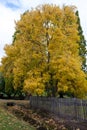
[0,100,35,130]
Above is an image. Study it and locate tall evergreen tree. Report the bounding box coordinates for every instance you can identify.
[76,11,87,72]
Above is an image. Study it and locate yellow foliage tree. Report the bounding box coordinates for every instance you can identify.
[1,4,87,98]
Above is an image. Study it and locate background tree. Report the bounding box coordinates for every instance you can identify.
[0,72,5,95]
[1,45,24,98]
[76,11,87,72]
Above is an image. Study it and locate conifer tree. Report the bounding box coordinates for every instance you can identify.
[76,11,87,72]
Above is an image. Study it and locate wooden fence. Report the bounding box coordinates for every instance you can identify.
[30,96,87,121]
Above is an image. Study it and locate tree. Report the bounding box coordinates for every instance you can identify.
[1,45,23,98]
[0,72,5,94]
[1,4,87,98]
[76,11,87,72]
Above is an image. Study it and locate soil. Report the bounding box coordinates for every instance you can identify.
[2,100,87,130]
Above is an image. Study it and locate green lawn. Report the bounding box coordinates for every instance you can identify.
[0,107,35,130]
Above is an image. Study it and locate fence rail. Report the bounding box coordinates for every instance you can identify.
[30,96,87,121]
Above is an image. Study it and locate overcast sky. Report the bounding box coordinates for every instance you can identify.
[0,0,87,63]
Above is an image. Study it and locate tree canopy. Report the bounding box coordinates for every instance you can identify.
[76,11,87,72]
[1,4,87,98]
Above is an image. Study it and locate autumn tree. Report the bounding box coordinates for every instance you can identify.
[1,4,87,98]
[1,49,15,97]
[1,45,24,98]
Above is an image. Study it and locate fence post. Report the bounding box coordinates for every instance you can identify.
[30,96,87,121]
[81,100,84,120]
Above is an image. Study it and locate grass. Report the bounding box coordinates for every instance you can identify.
[0,101,36,130]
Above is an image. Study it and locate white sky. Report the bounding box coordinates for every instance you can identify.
[0,0,87,63]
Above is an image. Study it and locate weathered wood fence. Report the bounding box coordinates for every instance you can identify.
[30,96,87,121]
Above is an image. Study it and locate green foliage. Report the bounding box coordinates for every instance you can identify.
[76,11,87,72]
[0,72,5,93]
[0,107,35,130]
[5,77,14,97]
